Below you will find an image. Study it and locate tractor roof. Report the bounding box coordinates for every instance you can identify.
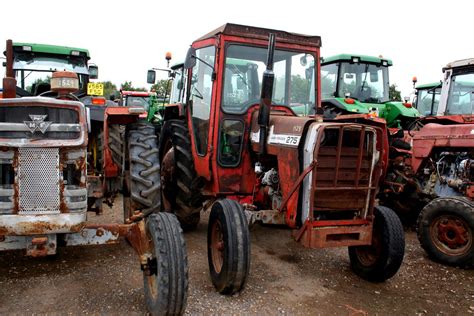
[11,42,90,59]
[170,62,184,70]
[416,82,441,90]
[443,58,474,71]
[322,54,393,66]
[195,23,321,47]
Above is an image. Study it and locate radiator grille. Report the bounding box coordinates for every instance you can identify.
[18,148,60,214]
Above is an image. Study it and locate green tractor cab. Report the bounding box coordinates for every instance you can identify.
[321,54,420,128]
[413,81,442,116]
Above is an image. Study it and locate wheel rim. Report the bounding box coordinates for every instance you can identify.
[355,226,382,267]
[145,229,159,301]
[210,219,224,273]
[430,214,472,256]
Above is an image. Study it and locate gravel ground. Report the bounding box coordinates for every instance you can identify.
[0,199,473,315]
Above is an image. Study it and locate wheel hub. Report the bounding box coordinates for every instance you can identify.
[431,214,472,256]
[211,220,224,273]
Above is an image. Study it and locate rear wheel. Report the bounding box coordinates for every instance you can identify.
[349,205,405,282]
[123,121,161,222]
[108,124,125,170]
[207,199,250,294]
[144,212,188,316]
[160,119,203,231]
[417,197,473,267]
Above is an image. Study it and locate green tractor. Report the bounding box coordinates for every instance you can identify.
[320,54,420,128]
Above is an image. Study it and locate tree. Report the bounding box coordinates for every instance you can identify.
[102,81,118,99]
[389,84,402,101]
[150,79,172,98]
[120,81,147,92]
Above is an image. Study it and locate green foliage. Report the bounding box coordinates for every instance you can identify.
[120,81,147,92]
[150,79,172,97]
[102,81,118,99]
[389,84,401,101]
[290,74,310,103]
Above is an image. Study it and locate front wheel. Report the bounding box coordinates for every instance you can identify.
[349,205,405,282]
[417,197,473,268]
[207,199,250,295]
[143,213,188,316]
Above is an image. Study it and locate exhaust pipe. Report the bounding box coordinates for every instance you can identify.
[257,33,276,155]
[2,39,17,98]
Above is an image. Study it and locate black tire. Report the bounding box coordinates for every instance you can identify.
[417,197,473,267]
[123,121,161,222]
[144,212,188,316]
[108,124,125,170]
[159,119,203,231]
[207,199,250,294]
[349,205,405,282]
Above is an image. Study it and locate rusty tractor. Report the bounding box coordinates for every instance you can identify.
[1,40,188,315]
[146,24,405,294]
[380,58,474,267]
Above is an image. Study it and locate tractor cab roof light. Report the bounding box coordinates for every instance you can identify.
[351,57,360,63]
[382,60,388,66]
[22,45,32,51]
[71,50,81,56]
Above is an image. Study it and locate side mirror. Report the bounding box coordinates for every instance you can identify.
[184,47,197,69]
[147,70,156,84]
[89,64,99,79]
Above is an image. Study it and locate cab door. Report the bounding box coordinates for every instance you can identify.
[187,45,217,180]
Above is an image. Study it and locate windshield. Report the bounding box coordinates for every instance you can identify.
[170,67,186,104]
[326,62,389,103]
[125,96,150,111]
[13,54,89,95]
[222,44,316,114]
[416,87,441,116]
[446,73,474,115]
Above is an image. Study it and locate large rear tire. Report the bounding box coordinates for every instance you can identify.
[159,119,203,231]
[417,197,473,268]
[349,205,405,282]
[144,212,188,316]
[207,199,250,294]
[108,124,125,170]
[123,121,161,222]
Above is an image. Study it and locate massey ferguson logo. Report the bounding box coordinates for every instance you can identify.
[24,115,52,134]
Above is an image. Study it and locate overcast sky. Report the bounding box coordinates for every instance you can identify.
[1,0,472,97]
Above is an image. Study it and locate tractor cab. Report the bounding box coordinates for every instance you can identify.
[4,42,97,97]
[321,54,420,128]
[413,81,442,116]
[438,58,474,119]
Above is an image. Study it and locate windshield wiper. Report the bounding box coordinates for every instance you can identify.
[359,64,370,93]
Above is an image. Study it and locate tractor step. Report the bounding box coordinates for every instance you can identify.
[294,219,373,248]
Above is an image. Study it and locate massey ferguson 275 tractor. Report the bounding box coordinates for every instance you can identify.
[1,40,188,315]
[381,58,474,267]
[147,24,405,295]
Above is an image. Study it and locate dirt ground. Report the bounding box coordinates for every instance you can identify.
[0,199,473,315]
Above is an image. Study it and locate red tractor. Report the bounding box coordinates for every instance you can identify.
[381,58,474,267]
[147,24,405,294]
[1,40,188,315]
